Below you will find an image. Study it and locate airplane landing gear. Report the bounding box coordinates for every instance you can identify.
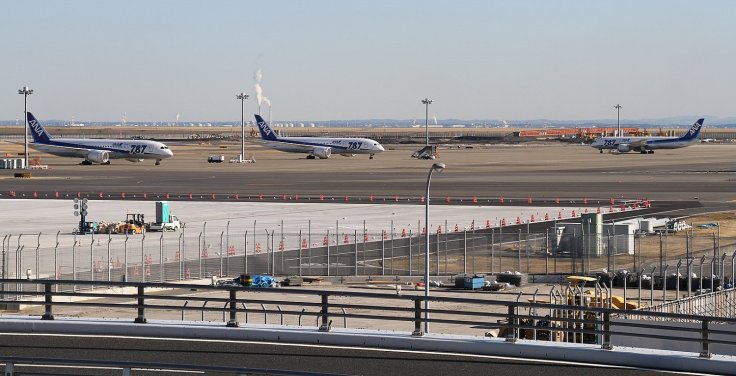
[369,154,374,159]
[647,150,655,154]
[306,155,316,159]
[155,159,162,165]
[600,149,603,154]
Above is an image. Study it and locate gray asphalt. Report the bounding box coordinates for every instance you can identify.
[0,334,672,375]
[1,143,735,204]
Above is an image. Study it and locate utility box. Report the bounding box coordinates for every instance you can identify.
[156,201,171,223]
[464,276,485,290]
[454,274,469,288]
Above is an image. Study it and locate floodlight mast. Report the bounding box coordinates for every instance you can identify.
[237,93,249,162]
[18,86,34,169]
[614,104,622,137]
[421,98,433,146]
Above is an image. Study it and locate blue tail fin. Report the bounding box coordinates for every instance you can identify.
[26,112,52,143]
[254,114,278,141]
[679,118,704,141]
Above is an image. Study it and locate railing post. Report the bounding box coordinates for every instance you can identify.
[41,282,54,320]
[506,304,517,342]
[226,289,239,327]
[319,294,330,332]
[5,361,13,376]
[134,285,147,324]
[601,311,612,350]
[412,299,423,336]
[700,319,711,358]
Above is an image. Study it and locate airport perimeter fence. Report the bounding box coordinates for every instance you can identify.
[1,223,734,298]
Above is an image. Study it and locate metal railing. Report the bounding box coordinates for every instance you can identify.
[2,279,736,359]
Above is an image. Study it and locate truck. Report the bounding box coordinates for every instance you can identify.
[147,201,181,232]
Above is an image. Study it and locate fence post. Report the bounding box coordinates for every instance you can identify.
[601,311,612,350]
[226,289,238,327]
[700,319,711,358]
[412,299,423,336]
[319,293,330,332]
[506,304,517,342]
[141,235,146,283]
[160,232,165,282]
[134,285,147,323]
[41,282,54,320]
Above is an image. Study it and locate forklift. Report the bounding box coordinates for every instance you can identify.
[119,213,146,234]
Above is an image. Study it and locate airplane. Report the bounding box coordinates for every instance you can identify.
[591,118,704,154]
[254,114,385,159]
[25,112,174,165]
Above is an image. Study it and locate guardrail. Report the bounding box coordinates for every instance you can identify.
[2,279,736,359]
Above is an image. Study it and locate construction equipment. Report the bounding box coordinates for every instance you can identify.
[119,213,145,234]
[411,145,437,160]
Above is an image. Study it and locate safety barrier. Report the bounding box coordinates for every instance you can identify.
[2,279,736,359]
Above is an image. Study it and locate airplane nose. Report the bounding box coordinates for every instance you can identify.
[376,144,385,151]
[167,149,174,157]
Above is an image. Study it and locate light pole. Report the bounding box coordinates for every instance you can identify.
[236,93,249,162]
[424,162,446,333]
[421,98,433,146]
[18,86,33,169]
[614,104,622,137]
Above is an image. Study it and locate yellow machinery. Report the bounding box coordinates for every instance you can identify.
[118,213,145,234]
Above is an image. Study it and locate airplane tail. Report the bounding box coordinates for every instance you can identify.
[254,114,279,141]
[678,118,705,141]
[26,112,52,143]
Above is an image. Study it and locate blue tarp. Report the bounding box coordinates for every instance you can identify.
[252,275,275,288]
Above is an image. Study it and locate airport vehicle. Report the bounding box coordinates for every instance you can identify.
[148,215,180,231]
[254,114,384,159]
[25,112,174,165]
[119,213,145,234]
[412,145,437,160]
[147,201,181,232]
[591,118,704,154]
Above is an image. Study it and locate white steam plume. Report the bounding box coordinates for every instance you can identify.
[253,69,263,106]
[433,115,438,125]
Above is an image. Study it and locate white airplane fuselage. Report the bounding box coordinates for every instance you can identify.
[30,138,173,161]
[591,119,704,154]
[261,137,383,155]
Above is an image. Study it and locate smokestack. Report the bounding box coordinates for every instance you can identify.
[262,97,272,123]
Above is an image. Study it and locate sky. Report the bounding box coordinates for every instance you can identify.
[1,0,735,122]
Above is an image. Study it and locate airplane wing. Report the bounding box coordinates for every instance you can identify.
[628,140,649,149]
[30,142,105,158]
[272,140,330,153]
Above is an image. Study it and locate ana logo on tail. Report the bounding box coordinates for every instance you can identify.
[27,112,51,143]
[687,119,704,137]
[258,121,273,137]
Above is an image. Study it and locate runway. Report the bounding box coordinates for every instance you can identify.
[1,142,735,206]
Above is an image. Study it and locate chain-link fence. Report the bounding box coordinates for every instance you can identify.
[1,224,733,292]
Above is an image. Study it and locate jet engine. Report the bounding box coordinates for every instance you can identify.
[312,146,332,159]
[86,150,110,164]
[617,144,631,153]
